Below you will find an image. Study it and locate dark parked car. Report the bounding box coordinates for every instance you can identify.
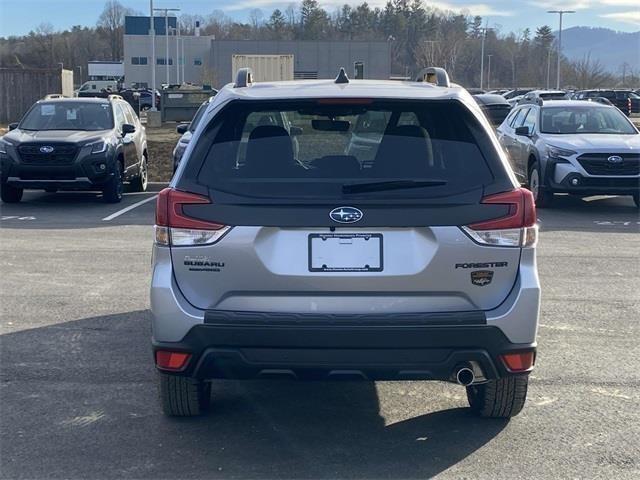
[0,96,148,203]
[573,90,640,116]
[473,93,512,126]
[120,88,160,113]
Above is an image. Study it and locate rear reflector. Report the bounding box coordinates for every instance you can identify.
[155,350,191,371]
[155,188,230,246]
[500,351,535,373]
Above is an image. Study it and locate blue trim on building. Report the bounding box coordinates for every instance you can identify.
[125,16,177,36]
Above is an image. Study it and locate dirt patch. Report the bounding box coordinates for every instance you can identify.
[146,125,180,182]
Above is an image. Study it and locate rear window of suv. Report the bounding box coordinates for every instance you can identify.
[188,99,502,200]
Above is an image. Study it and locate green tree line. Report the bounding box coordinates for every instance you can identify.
[1,0,637,89]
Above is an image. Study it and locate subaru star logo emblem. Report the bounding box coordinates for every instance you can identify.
[39,146,54,154]
[329,206,363,224]
[607,155,623,164]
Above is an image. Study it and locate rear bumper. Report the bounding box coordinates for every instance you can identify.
[152,313,535,381]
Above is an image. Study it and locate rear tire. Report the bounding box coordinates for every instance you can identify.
[528,161,553,208]
[0,183,23,203]
[131,155,148,192]
[158,373,211,417]
[466,375,529,418]
[633,193,639,209]
[103,161,123,203]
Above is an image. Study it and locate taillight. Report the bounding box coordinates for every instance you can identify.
[462,188,538,247]
[155,188,230,246]
[628,98,632,115]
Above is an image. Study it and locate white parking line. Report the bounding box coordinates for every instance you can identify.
[102,194,158,221]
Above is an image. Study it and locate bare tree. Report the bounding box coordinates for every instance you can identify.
[97,0,132,61]
[567,53,613,89]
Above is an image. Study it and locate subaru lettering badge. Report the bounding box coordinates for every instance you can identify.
[607,155,623,164]
[39,146,54,154]
[329,206,363,224]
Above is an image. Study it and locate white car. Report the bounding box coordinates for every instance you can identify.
[497,99,640,207]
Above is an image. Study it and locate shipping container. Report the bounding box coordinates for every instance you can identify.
[231,54,294,82]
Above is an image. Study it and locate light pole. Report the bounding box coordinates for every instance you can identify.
[547,10,575,89]
[487,54,493,90]
[479,26,493,90]
[153,7,180,86]
[149,0,156,111]
[170,25,180,84]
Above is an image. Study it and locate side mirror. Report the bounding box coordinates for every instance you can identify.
[515,126,530,136]
[8,123,19,131]
[176,123,189,134]
[122,123,136,136]
[289,126,303,136]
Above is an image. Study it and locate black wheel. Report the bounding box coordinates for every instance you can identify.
[103,161,123,203]
[1,183,23,203]
[466,375,529,418]
[528,161,553,208]
[158,373,211,417]
[633,193,639,209]
[131,155,148,192]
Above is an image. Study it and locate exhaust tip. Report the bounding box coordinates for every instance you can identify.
[456,367,475,386]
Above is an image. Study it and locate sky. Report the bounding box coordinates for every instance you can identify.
[0,0,639,38]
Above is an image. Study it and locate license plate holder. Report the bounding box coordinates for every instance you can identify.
[308,233,383,272]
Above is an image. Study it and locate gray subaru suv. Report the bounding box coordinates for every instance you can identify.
[151,68,540,418]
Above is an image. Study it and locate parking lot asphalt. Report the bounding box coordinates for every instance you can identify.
[1,192,639,479]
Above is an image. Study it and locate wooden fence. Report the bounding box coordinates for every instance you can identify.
[0,67,74,124]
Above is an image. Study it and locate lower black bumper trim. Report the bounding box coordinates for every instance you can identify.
[153,313,535,382]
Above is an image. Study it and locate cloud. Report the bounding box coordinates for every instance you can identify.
[600,11,640,26]
[529,1,590,9]
[222,1,513,17]
[599,0,640,6]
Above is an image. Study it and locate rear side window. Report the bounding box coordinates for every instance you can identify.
[509,108,527,128]
[188,99,503,200]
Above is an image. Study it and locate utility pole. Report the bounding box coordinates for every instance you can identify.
[487,54,493,90]
[153,7,180,86]
[176,23,180,84]
[548,10,575,89]
[479,25,493,89]
[149,0,156,111]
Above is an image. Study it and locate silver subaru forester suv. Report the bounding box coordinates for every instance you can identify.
[151,68,540,418]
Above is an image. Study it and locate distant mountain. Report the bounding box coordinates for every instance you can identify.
[560,27,640,72]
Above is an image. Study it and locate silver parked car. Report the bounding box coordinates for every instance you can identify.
[497,99,640,207]
[151,68,540,418]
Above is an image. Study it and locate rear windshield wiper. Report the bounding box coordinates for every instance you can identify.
[342,179,447,194]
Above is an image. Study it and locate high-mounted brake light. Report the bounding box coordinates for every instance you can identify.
[155,188,230,247]
[462,188,537,247]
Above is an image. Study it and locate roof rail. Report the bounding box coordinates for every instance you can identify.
[43,93,65,100]
[414,67,450,88]
[335,68,349,84]
[234,68,253,88]
[107,94,124,101]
